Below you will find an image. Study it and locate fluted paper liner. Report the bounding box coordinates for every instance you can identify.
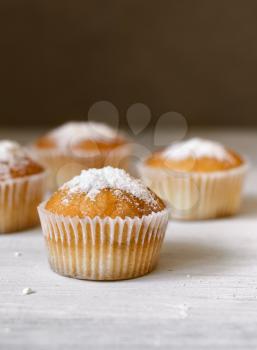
[0,172,47,233]
[30,144,132,191]
[138,162,248,220]
[38,203,169,280]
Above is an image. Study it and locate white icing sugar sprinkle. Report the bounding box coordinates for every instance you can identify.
[0,140,26,163]
[48,121,118,148]
[162,138,233,162]
[63,166,158,205]
[0,141,29,180]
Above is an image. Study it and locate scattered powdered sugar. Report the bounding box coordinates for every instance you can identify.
[62,166,158,206]
[0,141,29,180]
[61,197,70,205]
[48,121,119,148]
[162,138,233,162]
[0,140,26,163]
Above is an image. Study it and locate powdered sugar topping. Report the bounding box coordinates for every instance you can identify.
[62,166,158,205]
[48,122,119,148]
[162,138,233,162]
[0,140,26,162]
[0,140,30,180]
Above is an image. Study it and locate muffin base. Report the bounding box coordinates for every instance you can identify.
[38,203,169,281]
[138,163,248,220]
[0,172,47,233]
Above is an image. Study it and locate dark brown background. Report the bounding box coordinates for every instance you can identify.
[1,0,257,127]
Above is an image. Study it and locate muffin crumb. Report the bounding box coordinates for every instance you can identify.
[22,287,35,295]
[14,251,22,257]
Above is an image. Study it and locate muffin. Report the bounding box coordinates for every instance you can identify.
[0,140,46,233]
[31,121,131,190]
[38,166,169,280]
[139,138,247,220]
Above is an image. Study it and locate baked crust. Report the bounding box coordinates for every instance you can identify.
[35,135,126,152]
[46,187,165,219]
[145,149,243,172]
[0,157,44,181]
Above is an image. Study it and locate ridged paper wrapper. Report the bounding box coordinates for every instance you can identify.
[38,203,169,281]
[0,172,47,233]
[138,162,248,220]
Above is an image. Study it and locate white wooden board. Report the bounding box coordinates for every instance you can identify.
[0,128,256,349]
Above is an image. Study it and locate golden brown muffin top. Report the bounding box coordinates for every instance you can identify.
[34,121,127,153]
[45,167,165,219]
[145,138,244,172]
[0,140,44,181]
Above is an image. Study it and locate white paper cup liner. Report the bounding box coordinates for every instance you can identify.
[0,172,47,233]
[138,162,248,220]
[30,144,132,191]
[38,203,169,281]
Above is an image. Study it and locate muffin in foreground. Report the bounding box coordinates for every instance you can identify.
[139,138,247,220]
[0,140,46,233]
[31,121,131,190]
[38,166,169,280]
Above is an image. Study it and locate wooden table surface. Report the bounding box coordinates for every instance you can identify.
[0,128,257,349]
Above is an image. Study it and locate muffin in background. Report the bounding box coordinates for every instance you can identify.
[0,140,46,233]
[31,121,131,190]
[139,138,247,220]
[38,166,169,281]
